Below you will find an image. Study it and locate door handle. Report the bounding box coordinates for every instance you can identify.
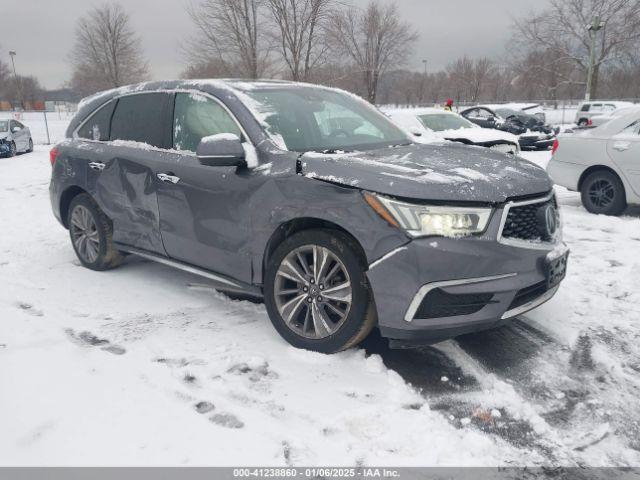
[157,173,180,184]
[88,161,106,171]
[613,142,630,152]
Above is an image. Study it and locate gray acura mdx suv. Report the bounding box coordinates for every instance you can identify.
[49,80,568,353]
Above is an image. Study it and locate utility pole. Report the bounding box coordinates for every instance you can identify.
[8,51,25,110]
[585,17,605,101]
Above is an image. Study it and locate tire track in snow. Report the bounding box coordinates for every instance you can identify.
[364,318,637,464]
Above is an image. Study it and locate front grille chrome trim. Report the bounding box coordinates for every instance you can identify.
[404,273,517,322]
[497,192,560,250]
[501,285,559,319]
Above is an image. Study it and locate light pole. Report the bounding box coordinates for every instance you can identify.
[419,59,427,106]
[8,51,24,110]
[585,17,605,101]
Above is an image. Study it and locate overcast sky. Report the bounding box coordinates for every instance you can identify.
[1,0,548,89]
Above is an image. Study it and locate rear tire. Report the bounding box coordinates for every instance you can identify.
[580,170,627,216]
[577,118,589,127]
[68,193,123,271]
[264,229,376,353]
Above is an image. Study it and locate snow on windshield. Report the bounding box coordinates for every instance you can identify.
[240,86,409,153]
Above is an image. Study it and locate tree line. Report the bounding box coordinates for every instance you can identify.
[1,0,639,107]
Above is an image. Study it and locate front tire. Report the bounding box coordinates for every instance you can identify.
[264,229,376,353]
[68,193,123,271]
[7,141,16,157]
[580,170,627,216]
[26,138,33,153]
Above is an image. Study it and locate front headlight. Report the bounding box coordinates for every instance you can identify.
[365,193,493,238]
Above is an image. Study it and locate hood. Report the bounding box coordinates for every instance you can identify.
[440,127,519,145]
[300,143,552,203]
[0,132,9,140]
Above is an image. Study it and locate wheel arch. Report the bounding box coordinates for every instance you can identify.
[261,217,368,284]
[59,185,90,229]
[577,165,625,193]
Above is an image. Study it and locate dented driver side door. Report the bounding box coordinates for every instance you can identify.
[91,92,172,255]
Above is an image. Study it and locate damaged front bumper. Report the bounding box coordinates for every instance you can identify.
[366,221,568,347]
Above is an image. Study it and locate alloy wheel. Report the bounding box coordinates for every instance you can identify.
[274,245,352,339]
[588,179,615,208]
[70,205,100,263]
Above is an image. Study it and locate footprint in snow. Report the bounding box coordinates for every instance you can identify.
[65,329,127,355]
[209,413,244,429]
[183,373,198,384]
[153,357,206,368]
[227,361,277,381]
[194,401,215,414]
[16,302,44,317]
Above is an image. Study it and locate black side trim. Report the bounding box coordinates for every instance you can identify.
[113,243,263,298]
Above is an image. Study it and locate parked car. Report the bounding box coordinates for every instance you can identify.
[587,106,637,128]
[50,80,568,353]
[574,101,635,127]
[0,119,33,157]
[485,103,546,123]
[460,106,556,150]
[548,106,640,216]
[386,108,520,155]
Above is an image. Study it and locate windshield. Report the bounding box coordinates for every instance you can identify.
[243,87,409,152]
[495,108,521,118]
[0,121,8,133]
[418,113,475,131]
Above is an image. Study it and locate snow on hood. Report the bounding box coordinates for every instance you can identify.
[439,127,519,145]
[0,132,9,140]
[300,143,552,203]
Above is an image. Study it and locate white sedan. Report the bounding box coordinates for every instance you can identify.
[386,108,520,155]
[547,106,640,215]
[0,119,33,157]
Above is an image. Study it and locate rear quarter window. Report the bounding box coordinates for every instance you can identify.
[580,104,591,112]
[77,101,116,141]
[110,93,170,148]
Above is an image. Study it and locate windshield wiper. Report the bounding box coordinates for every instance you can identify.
[311,148,353,154]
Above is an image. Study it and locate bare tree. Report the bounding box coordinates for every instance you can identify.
[2,75,42,104]
[328,1,418,103]
[514,0,640,98]
[70,3,148,96]
[186,0,270,79]
[266,0,334,80]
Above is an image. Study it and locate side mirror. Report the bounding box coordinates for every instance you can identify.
[409,127,423,137]
[196,134,246,167]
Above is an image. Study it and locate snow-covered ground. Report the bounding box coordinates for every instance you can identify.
[1,143,639,467]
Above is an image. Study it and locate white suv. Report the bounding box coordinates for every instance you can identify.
[574,101,635,127]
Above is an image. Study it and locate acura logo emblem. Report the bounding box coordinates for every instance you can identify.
[543,205,558,236]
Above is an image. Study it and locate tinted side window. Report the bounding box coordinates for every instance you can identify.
[110,93,170,148]
[173,92,241,152]
[77,101,116,141]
